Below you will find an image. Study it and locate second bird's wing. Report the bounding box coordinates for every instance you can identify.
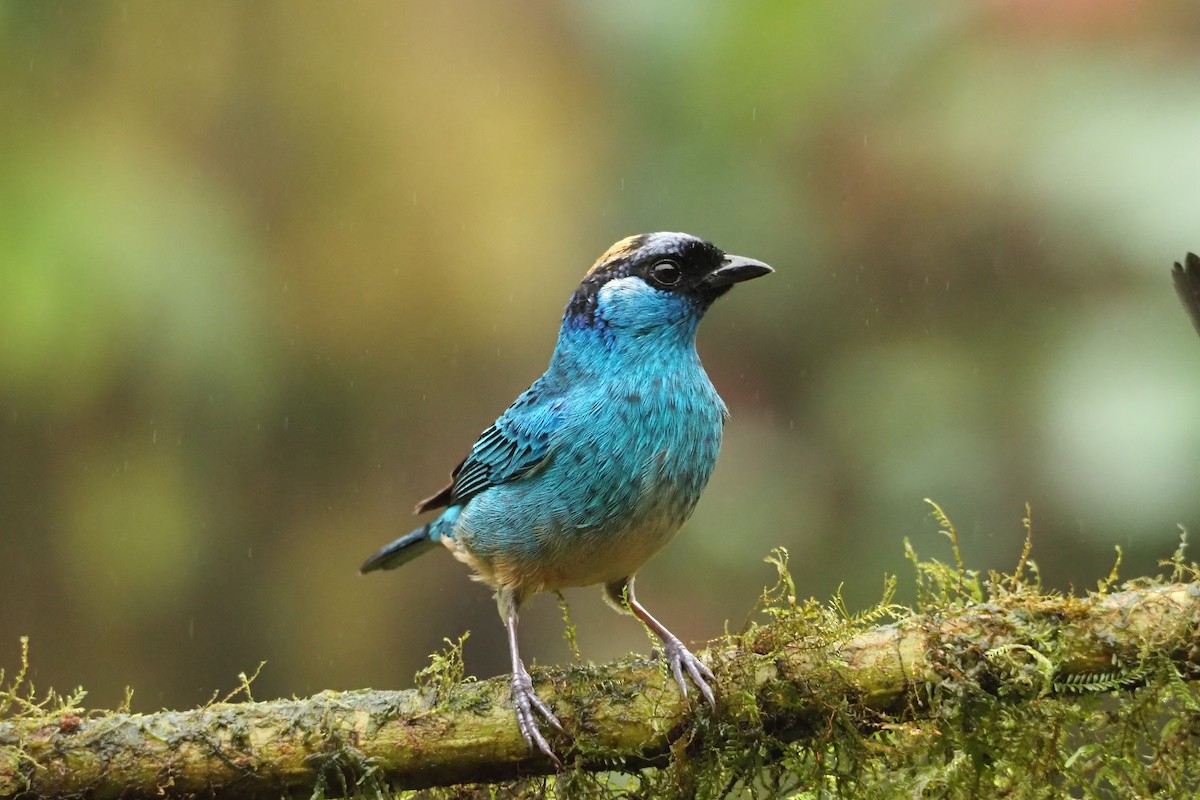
[415,385,565,514]
[1173,253,1200,338]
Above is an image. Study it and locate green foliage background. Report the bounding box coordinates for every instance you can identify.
[2,1,1199,717]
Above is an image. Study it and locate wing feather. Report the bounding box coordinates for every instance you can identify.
[414,385,563,514]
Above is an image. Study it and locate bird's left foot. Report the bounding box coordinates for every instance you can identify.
[511,661,565,766]
[657,635,716,710]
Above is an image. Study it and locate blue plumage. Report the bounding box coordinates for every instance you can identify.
[361,232,771,763]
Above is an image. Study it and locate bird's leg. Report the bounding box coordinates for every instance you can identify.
[499,588,565,765]
[604,577,717,710]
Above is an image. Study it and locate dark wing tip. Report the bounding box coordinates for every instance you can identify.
[413,453,468,514]
[414,481,453,514]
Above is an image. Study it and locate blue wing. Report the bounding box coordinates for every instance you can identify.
[415,384,565,513]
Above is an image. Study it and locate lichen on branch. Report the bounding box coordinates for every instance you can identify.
[4,521,1200,799]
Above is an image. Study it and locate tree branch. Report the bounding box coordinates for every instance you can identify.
[2,581,1199,798]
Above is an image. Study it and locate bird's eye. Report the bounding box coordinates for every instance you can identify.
[649,260,682,288]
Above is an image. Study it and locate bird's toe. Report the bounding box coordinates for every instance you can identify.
[660,636,717,711]
[511,666,564,766]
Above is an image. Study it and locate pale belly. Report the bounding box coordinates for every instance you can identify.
[446,493,695,595]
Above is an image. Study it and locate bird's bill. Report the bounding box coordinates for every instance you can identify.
[702,254,774,288]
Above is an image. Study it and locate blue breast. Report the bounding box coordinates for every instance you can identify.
[452,292,726,592]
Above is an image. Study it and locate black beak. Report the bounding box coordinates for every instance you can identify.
[703,254,774,288]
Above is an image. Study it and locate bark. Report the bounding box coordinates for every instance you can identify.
[2,582,1198,799]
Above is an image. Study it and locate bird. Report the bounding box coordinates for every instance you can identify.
[360,232,772,763]
[1173,252,1200,338]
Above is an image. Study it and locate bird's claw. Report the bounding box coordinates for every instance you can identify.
[659,635,717,710]
[512,664,565,766]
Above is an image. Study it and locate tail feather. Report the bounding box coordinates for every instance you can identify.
[360,524,437,573]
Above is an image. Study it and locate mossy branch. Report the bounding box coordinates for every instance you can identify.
[3,579,1200,799]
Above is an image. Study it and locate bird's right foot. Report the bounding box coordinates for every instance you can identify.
[657,633,717,710]
[511,662,565,766]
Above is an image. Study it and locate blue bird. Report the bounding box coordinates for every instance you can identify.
[361,232,772,762]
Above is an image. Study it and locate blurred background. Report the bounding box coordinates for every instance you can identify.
[3,1,1200,711]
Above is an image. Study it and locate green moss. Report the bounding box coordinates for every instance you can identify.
[413,633,492,718]
[7,511,1200,799]
[408,508,1200,799]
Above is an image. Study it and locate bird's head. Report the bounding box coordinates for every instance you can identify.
[563,232,772,340]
